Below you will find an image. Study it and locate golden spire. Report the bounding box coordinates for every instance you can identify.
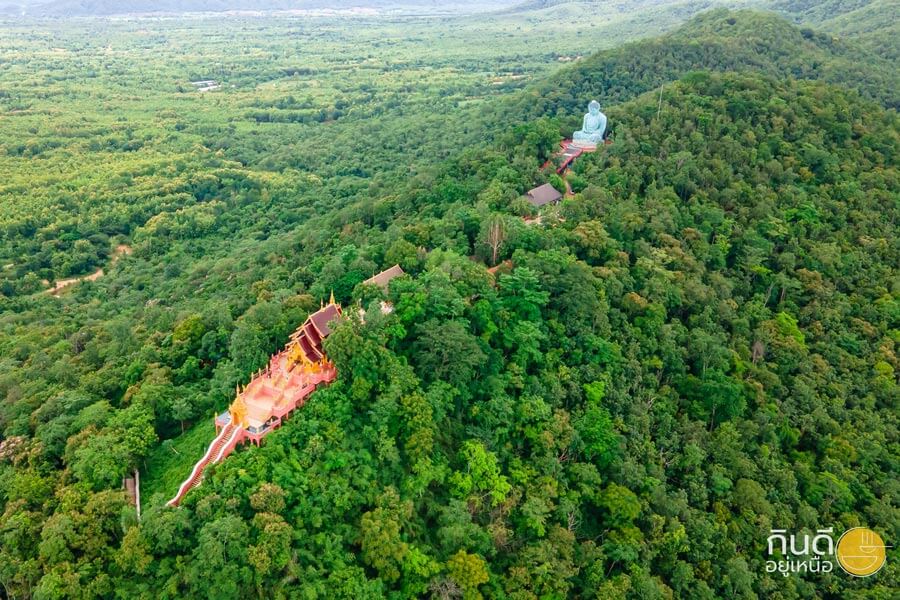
[230,394,248,428]
[329,289,336,305]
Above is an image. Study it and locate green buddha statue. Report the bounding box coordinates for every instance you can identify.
[573,100,607,147]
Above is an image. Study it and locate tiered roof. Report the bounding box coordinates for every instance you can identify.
[289,302,342,363]
[231,301,342,430]
[170,302,343,506]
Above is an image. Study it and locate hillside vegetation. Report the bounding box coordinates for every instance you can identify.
[0,9,897,600]
[0,6,681,296]
[772,0,899,60]
[500,8,898,126]
[122,72,897,598]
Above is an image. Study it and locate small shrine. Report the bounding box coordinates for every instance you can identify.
[362,264,404,291]
[360,264,405,315]
[525,183,562,208]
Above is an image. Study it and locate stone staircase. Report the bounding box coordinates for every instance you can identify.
[166,421,239,507]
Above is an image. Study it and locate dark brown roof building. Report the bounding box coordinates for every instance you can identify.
[363,264,405,292]
[525,183,562,208]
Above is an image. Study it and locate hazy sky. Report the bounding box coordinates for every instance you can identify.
[2,0,521,18]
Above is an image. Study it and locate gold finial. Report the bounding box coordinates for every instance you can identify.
[230,394,248,428]
[329,289,335,305]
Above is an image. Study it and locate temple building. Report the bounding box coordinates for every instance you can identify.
[526,183,562,208]
[168,298,342,507]
[361,264,405,315]
[362,264,405,291]
[222,298,341,442]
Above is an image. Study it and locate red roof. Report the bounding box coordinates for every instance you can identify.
[309,303,341,337]
[290,302,342,363]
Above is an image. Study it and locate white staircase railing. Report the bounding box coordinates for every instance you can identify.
[166,422,233,507]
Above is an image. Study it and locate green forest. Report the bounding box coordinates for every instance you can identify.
[0,4,897,599]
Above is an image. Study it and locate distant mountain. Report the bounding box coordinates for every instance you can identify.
[772,0,887,23]
[505,0,718,13]
[1,0,512,17]
[498,8,898,127]
[498,0,898,60]
[772,0,899,60]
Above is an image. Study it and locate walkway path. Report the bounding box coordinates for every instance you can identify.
[167,423,239,507]
[46,244,131,296]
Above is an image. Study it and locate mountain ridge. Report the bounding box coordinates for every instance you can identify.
[497,8,898,130]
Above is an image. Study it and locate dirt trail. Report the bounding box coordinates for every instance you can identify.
[47,244,132,296]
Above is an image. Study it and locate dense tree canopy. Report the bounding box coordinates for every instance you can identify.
[0,7,897,600]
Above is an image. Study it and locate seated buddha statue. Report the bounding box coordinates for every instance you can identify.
[573,100,607,147]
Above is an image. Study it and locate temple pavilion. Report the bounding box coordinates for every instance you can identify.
[168,298,342,506]
[220,297,342,443]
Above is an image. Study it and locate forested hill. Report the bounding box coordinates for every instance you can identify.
[140,73,897,598]
[2,62,897,600]
[773,0,899,60]
[499,8,899,126]
[0,9,898,599]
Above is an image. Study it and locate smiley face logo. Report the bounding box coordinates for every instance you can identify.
[836,527,888,577]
